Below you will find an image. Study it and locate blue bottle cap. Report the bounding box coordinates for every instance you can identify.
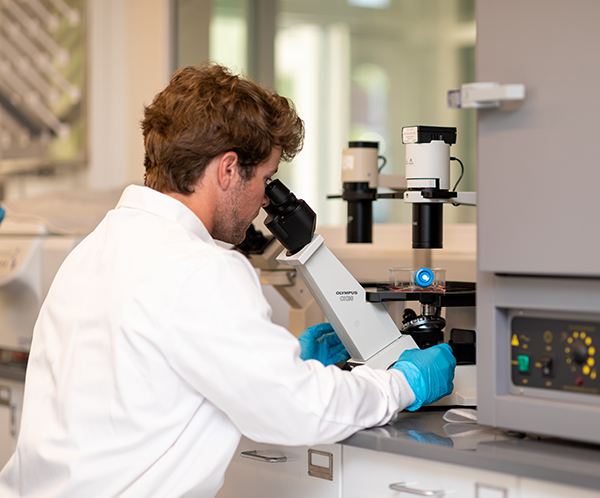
[415,267,435,288]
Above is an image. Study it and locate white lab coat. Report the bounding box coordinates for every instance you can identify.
[0,185,415,498]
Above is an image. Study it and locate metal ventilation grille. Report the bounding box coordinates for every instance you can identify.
[0,0,85,173]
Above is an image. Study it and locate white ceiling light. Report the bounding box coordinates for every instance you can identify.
[347,0,391,8]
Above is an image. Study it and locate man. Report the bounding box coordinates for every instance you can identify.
[0,63,455,497]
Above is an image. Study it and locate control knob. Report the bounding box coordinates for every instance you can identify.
[571,339,588,365]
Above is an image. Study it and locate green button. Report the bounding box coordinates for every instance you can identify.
[517,355,530,373]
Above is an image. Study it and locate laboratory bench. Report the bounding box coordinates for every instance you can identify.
[216,409,600,498]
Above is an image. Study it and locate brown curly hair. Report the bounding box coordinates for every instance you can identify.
[142,62,305,194]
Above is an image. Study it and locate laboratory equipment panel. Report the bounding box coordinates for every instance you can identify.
[510,316,600,396]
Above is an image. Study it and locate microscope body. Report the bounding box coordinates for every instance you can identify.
[263,180,418,369]
[276,234,418,369]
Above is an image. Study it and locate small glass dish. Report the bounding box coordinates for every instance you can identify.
[389,267,446,293]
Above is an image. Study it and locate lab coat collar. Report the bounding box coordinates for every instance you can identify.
[116,185,215,244]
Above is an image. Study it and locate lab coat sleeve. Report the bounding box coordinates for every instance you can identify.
[160,250,415,446]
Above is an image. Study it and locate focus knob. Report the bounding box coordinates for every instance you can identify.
[572,339,588,365]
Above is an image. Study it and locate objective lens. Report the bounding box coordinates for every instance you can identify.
[412,203,443,249]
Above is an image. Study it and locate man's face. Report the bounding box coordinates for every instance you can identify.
[212,148,281,244]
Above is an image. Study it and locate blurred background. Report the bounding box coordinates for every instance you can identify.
[0,0,476,227]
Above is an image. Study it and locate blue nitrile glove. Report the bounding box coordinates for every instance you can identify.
[299,322,350,366]
[391,343,456,411]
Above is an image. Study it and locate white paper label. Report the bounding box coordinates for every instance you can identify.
[402,127,418,144]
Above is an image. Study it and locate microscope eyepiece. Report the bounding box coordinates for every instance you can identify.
[265,179,296,214]
[263,179,317,255]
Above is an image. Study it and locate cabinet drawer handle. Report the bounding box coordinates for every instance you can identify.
[389,482,445,497]
[240,450,287,463]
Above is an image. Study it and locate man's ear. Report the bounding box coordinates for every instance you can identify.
[216,151,239,191]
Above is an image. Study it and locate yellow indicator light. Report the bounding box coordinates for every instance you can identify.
[586,337,593,346]
[534,362,542,368]
[572,366,577,372]
[583,365,591,375]
[567,358,572,364]
[592,371,597,380]
[589,346,596,356]
[568,337,574,344]
[522,378,529,384]
[511,334,519,347]
[545,381,552,387]
[565,347,571,354]
[574,332,580,339]
[588,358,595,367]
[581,332,587,339]
[543,330,553,343]
[523,344,529,349]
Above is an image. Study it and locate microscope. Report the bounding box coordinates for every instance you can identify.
[338,126,477,362]
[263,180,417,369]
[260,126,477,404]
[397,126,476,362]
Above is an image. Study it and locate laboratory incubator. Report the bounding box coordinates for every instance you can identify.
[473,0,600,445]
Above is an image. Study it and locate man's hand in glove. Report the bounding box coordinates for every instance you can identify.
[299,323,350,366]
[391,343,456,411]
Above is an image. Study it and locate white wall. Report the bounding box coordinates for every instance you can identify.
[87,0,172,191]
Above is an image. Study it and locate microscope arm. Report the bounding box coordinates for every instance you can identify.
[276,234,418,369]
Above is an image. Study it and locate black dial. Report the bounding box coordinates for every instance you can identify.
[572,339,589,365]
